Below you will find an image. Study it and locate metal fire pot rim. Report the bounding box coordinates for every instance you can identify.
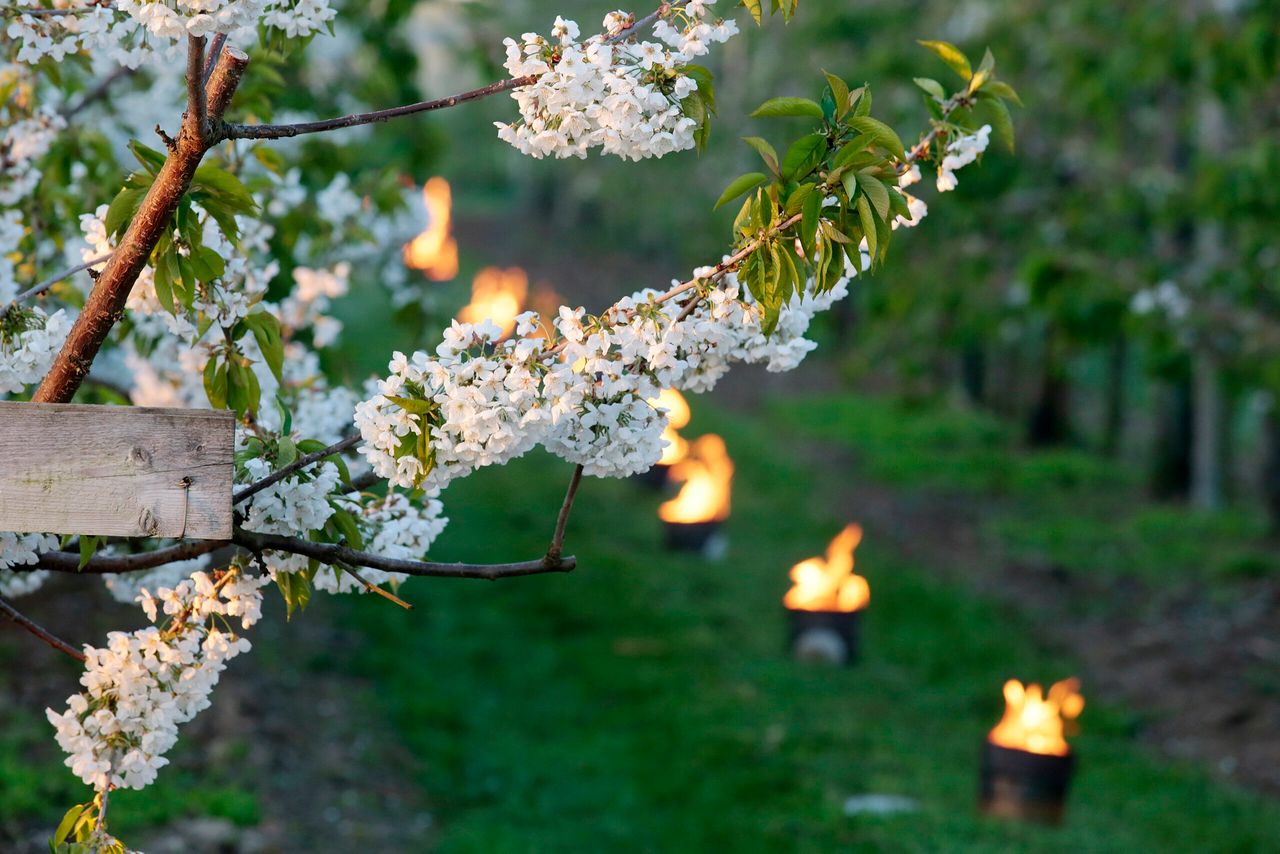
[981,739,1077,773]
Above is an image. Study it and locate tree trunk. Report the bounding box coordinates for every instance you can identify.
[1028,324,1070,446]
[1263,405,1280,534]
[1190,351,1224,508]
[1101,336,1127,455]
[1151,374,1193,499]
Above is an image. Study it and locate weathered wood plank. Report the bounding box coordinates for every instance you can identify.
[0,402,234,539]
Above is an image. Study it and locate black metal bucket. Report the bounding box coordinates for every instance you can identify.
[785,607,862,665]
[979,740,1075,825]
[663,520,726,559]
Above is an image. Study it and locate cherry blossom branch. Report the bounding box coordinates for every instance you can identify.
[185,35,208,139]
[10,253,112,305]
[0,595,87,661]
[33,45,249,404]
[233,530,577,579]
[202,33,227,85]
[546,464,584,564]
[218,75,538,141]
[62,66,135,119]
[217,0,683,143]
[232,434,360,505]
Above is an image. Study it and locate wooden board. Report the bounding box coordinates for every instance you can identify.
[0,402,234,540]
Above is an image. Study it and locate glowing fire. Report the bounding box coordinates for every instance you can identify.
[658,434,733,524]
[989,678,1085,757]
[404,177,459,280]
[783,523,869,612]
[457,266,528,336]
[651,389,691,466]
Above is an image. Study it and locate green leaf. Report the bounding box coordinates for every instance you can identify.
[330,508,364,550]
[783,181,815,216]
[847,117,905,161]
[977,92,1015,152]
[277,436,298,468]
[276,570,312,620]
[823,70,850,119]
[855,172,891,220]
[856,194,877,257]
[800,190,822,255]
[781,132,827,181]
[750,96,824,119]
[203,353,228,409]
[741,136,780,175]
[242,310,284,382]
[104,185,147,239]
[742,0,762,25]
[714,172,769,210]
[387,395,436,417]
[52,805,86,846]
[983,79,1023,106]
[190,245,226,281]
[918,39,972,80]
[127,140,167,175]
[913,77,946,101]
[78,536,102,570]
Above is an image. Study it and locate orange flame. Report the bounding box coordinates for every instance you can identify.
[404,177,459,280]
[783,523,869,612]
[659,434,733,523]
[988,678,1085,757]
[651,389,691,466]
[457,266,528,336]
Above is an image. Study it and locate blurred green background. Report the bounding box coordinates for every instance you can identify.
[6,0,1280,850]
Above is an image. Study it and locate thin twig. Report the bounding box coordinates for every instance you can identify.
[10,254,112,305]
[233,434,360,505]
[0,596,86,661]
[235,530,576,580]
[338,563,413,609]
[220,76,538,141]
[546,464,584,564]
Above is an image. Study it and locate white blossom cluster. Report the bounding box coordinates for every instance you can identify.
[894,164,929,229]
[0,306,72,395]
[46,568,268,791]
[495,3,737,160]
[358,255,862,482]
[1131,280,1191,321]
[935,124,991,192]
[355,320,549,490]
[313,491,448,594]
[5,0,336,66]
[239,457,341,536]
[0,531,58,599]
[1,106,66,205]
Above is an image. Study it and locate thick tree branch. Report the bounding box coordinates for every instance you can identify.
[32,46,249,404]
[233,434,360,505]
[546,464,584,564]
[0,596,86,661]
[234,530,576,580]
[31,540,226,574]
[185,34,208,138]
[219,75,538,141]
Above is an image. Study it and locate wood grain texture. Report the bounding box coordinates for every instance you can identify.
[0,402,234,539]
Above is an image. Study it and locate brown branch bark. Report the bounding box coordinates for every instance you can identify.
[234,529,576,580]
[0,596,86,661]
[31,539,226,574]
[33,45,249,404]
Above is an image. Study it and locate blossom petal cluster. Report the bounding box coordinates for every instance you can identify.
[935,124,992,192]
[313,491,449,594]
[0,306,72,395]
[46,569,268,791]
[495,4,737,160]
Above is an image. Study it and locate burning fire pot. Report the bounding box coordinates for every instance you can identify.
[633,389,691,491]
[658,434,732,559]
[783,524,868,665]
[980,678,1085,825]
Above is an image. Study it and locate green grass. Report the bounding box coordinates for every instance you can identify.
[771,393,1280,586]
[332,399,1280,852]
